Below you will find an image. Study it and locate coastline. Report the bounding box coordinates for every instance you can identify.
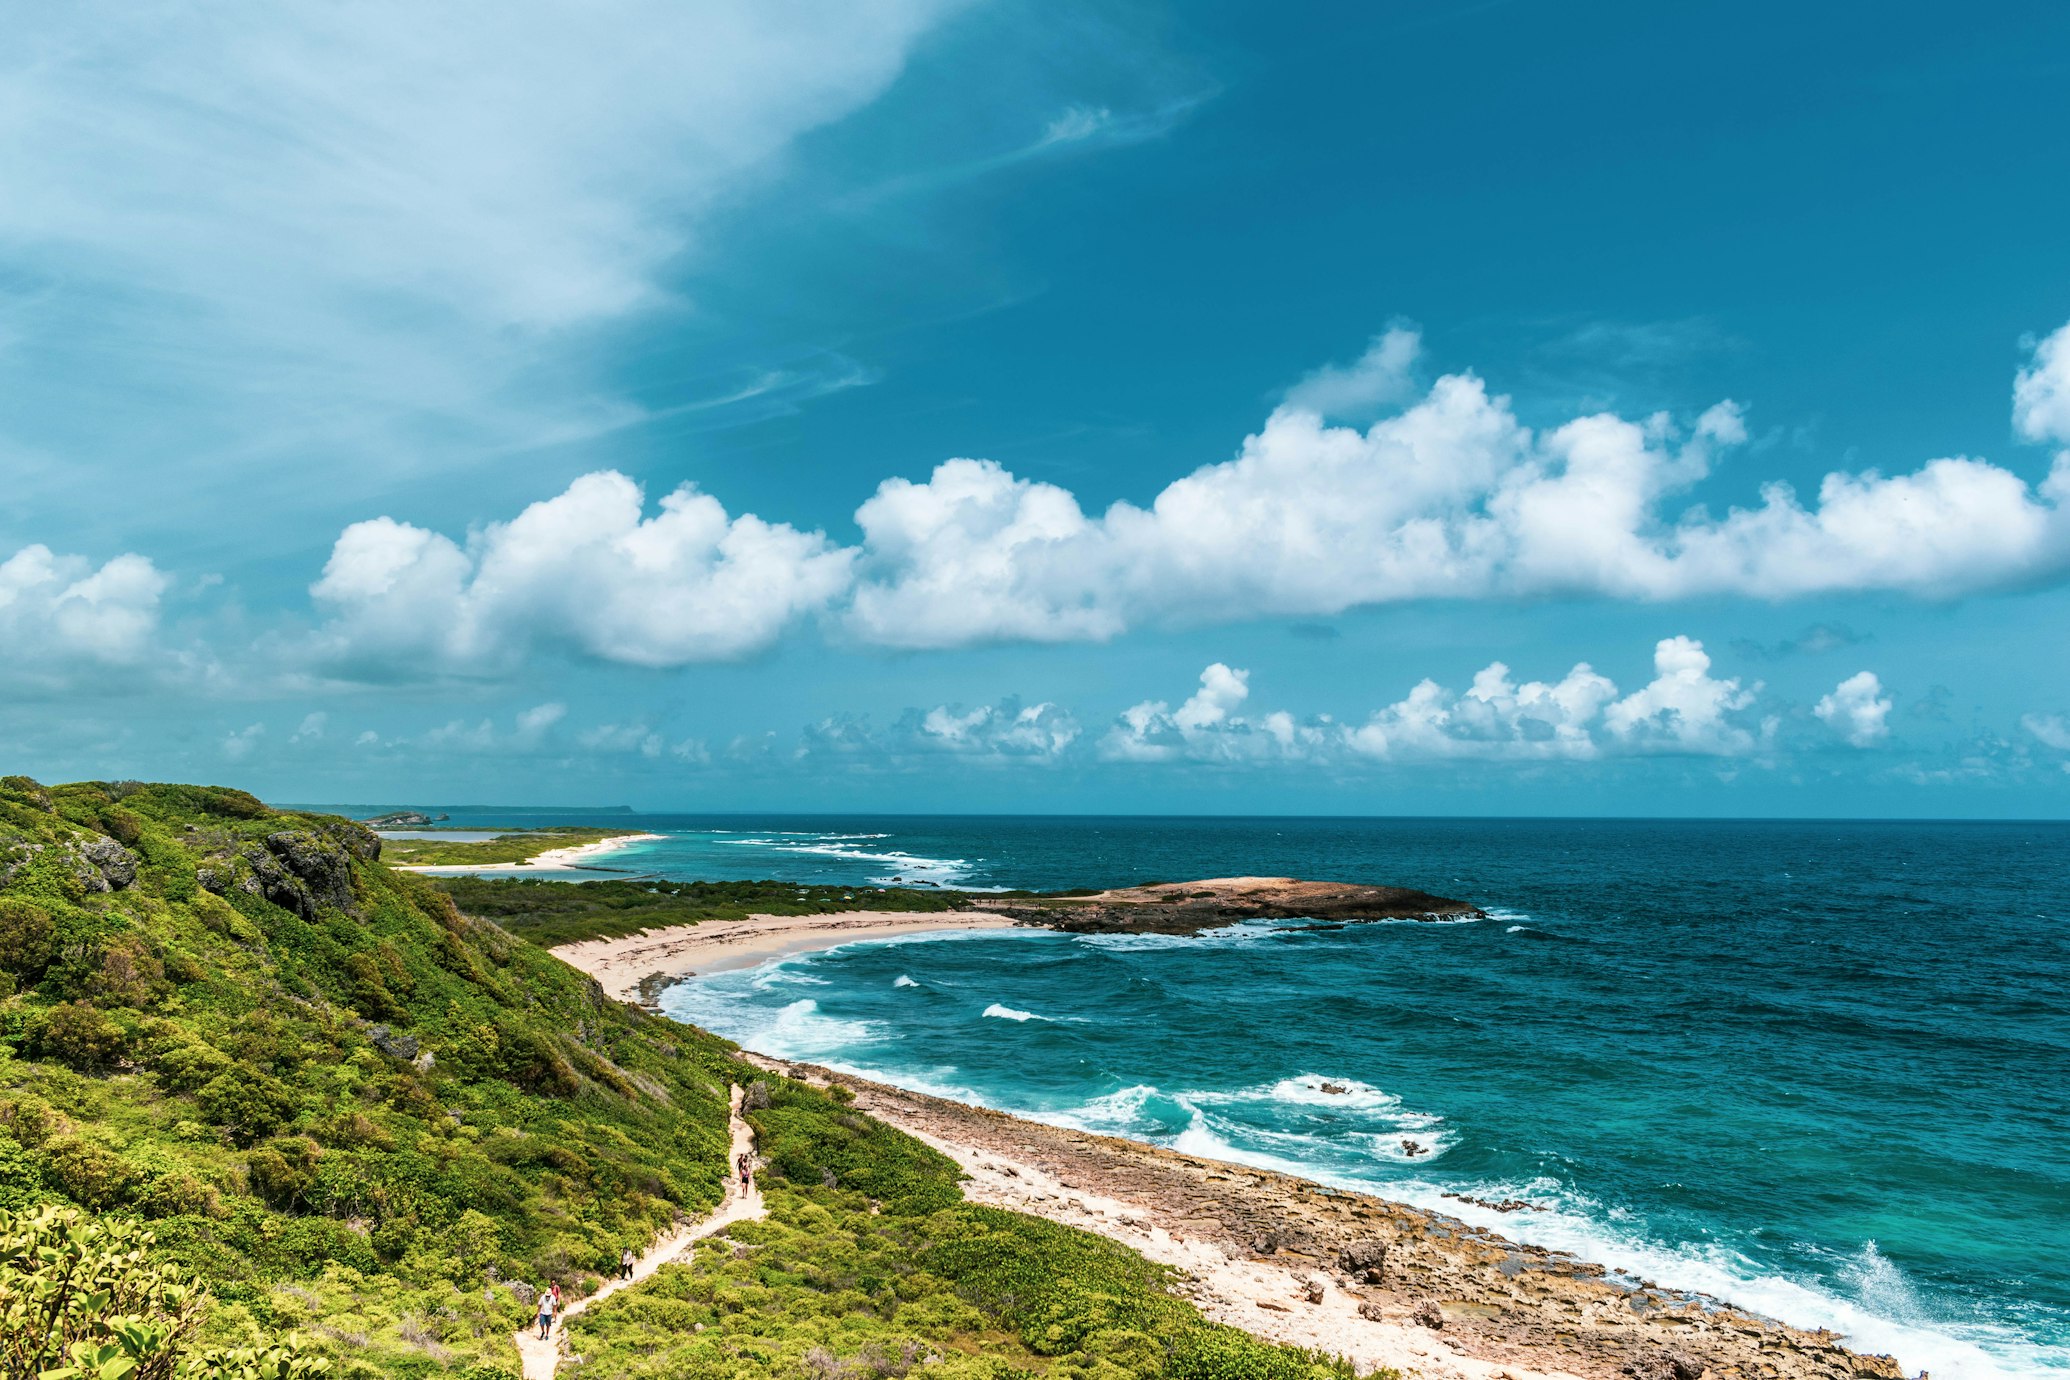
[549,909,1018,1002]
[548,927,1913,1380]
[392,831,667,876]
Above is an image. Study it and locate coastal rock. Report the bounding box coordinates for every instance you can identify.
[1621,1353,1700,1380]
[1356,1300,1388,1323]
[1339,1240,1388,1283]
[972,876,1484,937]
[1411,1300,1444,1329]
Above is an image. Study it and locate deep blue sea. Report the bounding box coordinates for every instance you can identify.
[367,812,2070,1378]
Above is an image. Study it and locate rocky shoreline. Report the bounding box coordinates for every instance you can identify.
[749,1060,1911,1380]
[971,874,1485,935]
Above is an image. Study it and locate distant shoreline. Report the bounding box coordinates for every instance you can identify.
[550,910,1018,1002]
[392,830,666,876]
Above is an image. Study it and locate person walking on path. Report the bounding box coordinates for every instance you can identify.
[737,1152,752,1191]
[619,1246,634,1281]
[535,1287,555,1341]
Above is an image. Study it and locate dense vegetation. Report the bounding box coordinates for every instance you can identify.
[0,776,745,1376]
[374,829,626,869]
[0,776,1385,1379]
[572,1075,1369,1380]
[431,878,978,949]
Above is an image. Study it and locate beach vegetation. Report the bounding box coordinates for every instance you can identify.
[432,877,976,949]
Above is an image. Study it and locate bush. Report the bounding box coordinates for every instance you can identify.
[43,1137,139,1210]
[0,1204,327,1380]
[0,899,55,982]
[33,1001,128,1072]
[197,1069,300,1147]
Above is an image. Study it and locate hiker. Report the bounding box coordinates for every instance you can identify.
[620,1245,635,1280]
[550,1281,562,1313]
[737,1152,752,1190]
[535,1287,555,1339]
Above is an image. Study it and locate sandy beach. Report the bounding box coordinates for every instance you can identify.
[544,926,1912,1380]
[392,831,667,876]
[550,908,1018,1002]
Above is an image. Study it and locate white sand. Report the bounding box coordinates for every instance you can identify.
[551,909,1017,1002]
[394,831,667,876]
[907,1126,1588,1380]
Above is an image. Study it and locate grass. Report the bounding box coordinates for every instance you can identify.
[431,878,980,949]
[374,828,630,869]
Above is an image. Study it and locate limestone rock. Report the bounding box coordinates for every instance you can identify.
[1412,1300,1444,1329]
[1339,1239,1389,1283]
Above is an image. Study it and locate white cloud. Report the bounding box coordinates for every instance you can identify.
[896,699,1080,759]
[311,471,854,673]
[1603,636,1767,756]
[1346,661,1617,761]
[2022,712,2070,752]
[1040,106,1114,146]
[289,712,328,744]
[282,313,2070,677]
[2015,322,2070,446]
[1815,671,1893,746]
[221,723,266,760]
[1111,639,1772,767]
[1103,663,1331,763]
[845,325,2070,649]
[0,544,170,673]
[1281,325,1422,420]
[0,1,959,508]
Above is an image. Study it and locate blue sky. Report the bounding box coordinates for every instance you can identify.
[4,0,2069,815]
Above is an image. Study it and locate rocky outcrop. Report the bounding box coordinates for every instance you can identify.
[197,823,376,920]
[0,837,140,894]
[819,1067,1918,1380]
[973,876,1483,936]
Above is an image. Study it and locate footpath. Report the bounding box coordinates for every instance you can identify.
[515,1084,765,1380]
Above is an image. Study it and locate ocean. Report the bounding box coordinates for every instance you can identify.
[397,812,2070,1379]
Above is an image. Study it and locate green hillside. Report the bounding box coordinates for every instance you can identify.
[0,776,740,1376]
[0,777,1374,1380]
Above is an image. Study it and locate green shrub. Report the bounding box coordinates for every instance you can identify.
[0,899,54,980]
[33,1001,128,1072]
[0,1203,326,1380]
[198,1070,299,1146]
[43,1137,140,1210]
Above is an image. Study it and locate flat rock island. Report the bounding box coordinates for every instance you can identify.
[973,874,1486,935]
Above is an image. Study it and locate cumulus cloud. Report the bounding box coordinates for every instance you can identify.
[1346,661,1617,761]
[578,721,708,761]
[310,471,854,673]
[1103,664,1332,762]
[1281,325,1422,420]
[845,325,2070,649]
[1815,671,1894,746]
[1117,637,1771,766]
[290,315,2070,676]
[0,544,170,675]
[2015,322,2070,446]
[894,699,1080,759]
[289,712,328,744]
[1602,636,1768,756]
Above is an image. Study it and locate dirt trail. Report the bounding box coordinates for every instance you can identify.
[515,1084,764,1380]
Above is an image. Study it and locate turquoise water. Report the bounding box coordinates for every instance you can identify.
[402,812,2069,1378]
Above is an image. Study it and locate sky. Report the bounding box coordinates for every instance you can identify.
[3,0,2069,816]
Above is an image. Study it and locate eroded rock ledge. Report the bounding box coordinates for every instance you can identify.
[972,875,1485,935]
[771,1063,1910,1380]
